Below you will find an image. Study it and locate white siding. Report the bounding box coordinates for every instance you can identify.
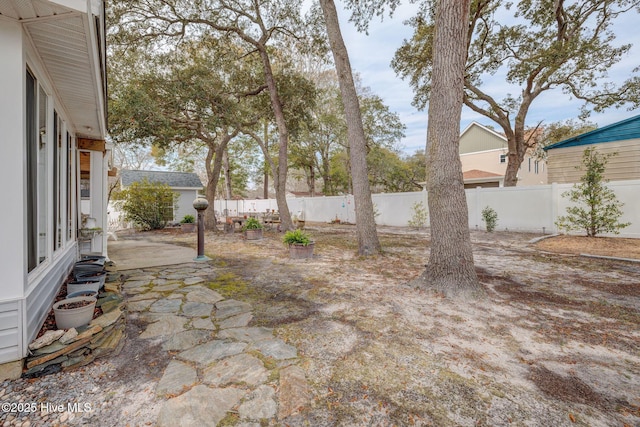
[175,189,200,222]
[0,301,22,364]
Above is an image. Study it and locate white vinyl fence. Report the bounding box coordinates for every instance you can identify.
[212,179,640,238]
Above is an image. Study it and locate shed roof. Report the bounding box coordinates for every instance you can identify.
[121,170,203,189]
[545,114,640,150]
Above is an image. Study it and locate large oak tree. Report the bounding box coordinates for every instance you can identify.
[393,0,640,186]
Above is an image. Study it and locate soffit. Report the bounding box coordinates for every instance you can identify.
[2,0,105,140]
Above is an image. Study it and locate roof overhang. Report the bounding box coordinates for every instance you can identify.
[1,0,107,140]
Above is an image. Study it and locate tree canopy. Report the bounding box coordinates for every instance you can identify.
[391,0,640,186]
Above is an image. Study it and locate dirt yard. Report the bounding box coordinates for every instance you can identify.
[147,224,639,427]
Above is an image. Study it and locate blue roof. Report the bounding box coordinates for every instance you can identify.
[545,114,640,150]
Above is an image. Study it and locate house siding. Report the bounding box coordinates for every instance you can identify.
[0,301,22,364]
[547,138,640,183]
[175,189,200,222]
[24,245,76,345]
[459,124,507,154]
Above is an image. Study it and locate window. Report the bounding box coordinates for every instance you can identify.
[535,160,539,174]
[26,70,49,271]
[67,132,74,242]
[528,158,531,172]
[500,154,506,163]
[53,111,61,251]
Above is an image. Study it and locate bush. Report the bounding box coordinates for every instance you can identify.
[282,229,311,246]
[556,147,630,237]
[113,178,178,231]
[481,206,498,232]
[407,201,428,229]
[242,217,263,231]
[181,214,195,224]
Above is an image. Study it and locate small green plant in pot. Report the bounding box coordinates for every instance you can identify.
[181,214,195,224]
[243,217,264,240]
[180,214,196,232]
[283,229,314,259]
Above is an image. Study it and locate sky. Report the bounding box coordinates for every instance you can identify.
[333,1,640,155]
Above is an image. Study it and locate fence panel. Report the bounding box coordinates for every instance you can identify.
[209,178,640,238]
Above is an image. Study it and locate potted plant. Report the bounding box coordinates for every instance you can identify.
[67,278,101,296]
[180,214,196,232]
[74,270,107,289]
[79,227,102,239]
[53,296,97,330]
[283,229,315,259]
[242,217,264,240]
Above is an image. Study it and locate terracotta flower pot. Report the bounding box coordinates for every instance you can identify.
[53,296,97,330]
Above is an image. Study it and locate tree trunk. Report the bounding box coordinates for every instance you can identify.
[319,0,381,256]
[421,0,483,298]
[263,121,269,200]
[257,47,293,231]
[307,165,316,197]
[204,132,236,230]
[222,148,232,199]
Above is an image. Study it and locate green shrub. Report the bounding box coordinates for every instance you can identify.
[407,201,428,229]
[242,217,263,231]
[181,214,195,224]
[556,147,630,236]
[481,206,498,232]
[282,229,311,246]
[113,178,178,230]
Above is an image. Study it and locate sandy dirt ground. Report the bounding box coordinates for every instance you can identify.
[141,224,639,427]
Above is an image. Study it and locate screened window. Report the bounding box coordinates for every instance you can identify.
[26,70,49,271]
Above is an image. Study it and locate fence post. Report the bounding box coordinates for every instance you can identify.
[551,182,559,233]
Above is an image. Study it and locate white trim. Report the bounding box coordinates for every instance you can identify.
[460,121,508,141]
[460,147,508,157]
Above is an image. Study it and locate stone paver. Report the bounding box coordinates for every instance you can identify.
[156,385,245,427]
[238,385,277,420]
[184,286,224,304]
[119,261,309,426]
[202,353,269,387]
[250,339,298,360]
[218,327,273,343]
[156,360,197,398]
[215,299,252,319]
[191,317,216,330]
[181,301,213,317]
[139,315,187,339]
[127,299,155,312]
[218,312,253,329]
[162,330,213,351]
[150,298,182,313]
[278,365,311,419]
[178,340,247,365]
[184,276,205,285]
[153,283,184,292]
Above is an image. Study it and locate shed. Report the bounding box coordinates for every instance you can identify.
[120,170,204,222]
[544,115,640,183]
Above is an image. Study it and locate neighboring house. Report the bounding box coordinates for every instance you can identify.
[0,0,110,377]
[459,122,548,187]
[544,115,640,184]
[119,170,204,222]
